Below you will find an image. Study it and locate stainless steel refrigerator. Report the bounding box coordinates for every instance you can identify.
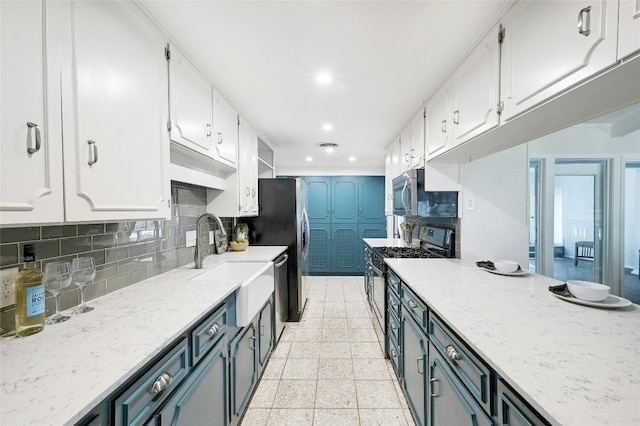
[244,178,310,324]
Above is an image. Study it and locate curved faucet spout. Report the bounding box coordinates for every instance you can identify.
[194,213,227,269]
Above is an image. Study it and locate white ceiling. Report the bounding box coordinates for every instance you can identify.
[139,0,512,175]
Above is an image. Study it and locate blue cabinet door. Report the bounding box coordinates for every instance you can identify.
[359,176,385,223]
[230,323,258,423]
[305,177,331,223]
[308,223,331,274]
[257,296,274,375]
[331,223,359,274]
[403,314,428,426]
[154,338,229,426]
[331,176,358,223]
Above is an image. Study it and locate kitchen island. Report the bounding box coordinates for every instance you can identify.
[385,257,640,426]
[0,246,286,426]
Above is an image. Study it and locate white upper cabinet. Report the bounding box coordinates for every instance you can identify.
[450,28,501,147]
[618,0,640,59]
[61,0,170,222]
[399,124,412,171]
[168,45,214,154]
[409,107,426,169]
[384,136,402,215]
[425,84,452,159]
[500,0,618,121]
[213,88,239,168]
[0,0,64,225]
[238,117,258,216]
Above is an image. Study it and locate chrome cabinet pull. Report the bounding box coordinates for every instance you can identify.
[390,322,398,330]
[206,124,212,137]
[453,110,460,125]
[87,140,98,166]
[389,300,397,308]
[206,323,220,338]
[445,344,462,362]
[430,378,439,397]
[260,324,265,336]
[249,335,256,350]
[26,122,41,155]
[246,187,251,196]
[441,119,447,133]
[217,132,223,144]
[577,6,591,36]
[274,253,289,268]
[252,188,256,197]
[151,372,172,395]
[390,348,397,358]
[417,356,424,374]
[408,300,418,310]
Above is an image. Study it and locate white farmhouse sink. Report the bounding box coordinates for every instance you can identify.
[192,262,274,327]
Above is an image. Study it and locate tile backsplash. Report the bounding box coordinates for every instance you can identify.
[0,181,234,335]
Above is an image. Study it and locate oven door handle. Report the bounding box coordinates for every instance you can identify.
[370,262,385,277]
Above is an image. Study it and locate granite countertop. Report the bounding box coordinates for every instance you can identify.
[384,257,640,426]
[0,245,287,426]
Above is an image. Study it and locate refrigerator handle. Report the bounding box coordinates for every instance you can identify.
[301,208,310,258]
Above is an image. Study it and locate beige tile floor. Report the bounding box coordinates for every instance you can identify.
[240,276,417,426]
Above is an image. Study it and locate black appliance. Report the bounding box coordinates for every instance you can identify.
[392,168,458,218]
[367,226,455,351]
[244,178,310,323]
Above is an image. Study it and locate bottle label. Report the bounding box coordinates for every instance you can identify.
[26,285,45,317]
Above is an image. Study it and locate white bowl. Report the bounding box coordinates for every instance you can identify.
[566,280,610,302]
[493,260,519,273]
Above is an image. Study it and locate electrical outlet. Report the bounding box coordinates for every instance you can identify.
[466,196,476,210]
[186,230,197,248]
[1,267,19,309]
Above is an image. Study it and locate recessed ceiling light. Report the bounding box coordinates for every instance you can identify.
[316,71,332,85]
[348,156,356,162]
[305,156,313,162]
[322,123,333,132]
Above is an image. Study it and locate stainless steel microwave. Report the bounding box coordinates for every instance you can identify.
[392,168,458,217]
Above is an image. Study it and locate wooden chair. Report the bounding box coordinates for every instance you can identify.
[574,241,594,266]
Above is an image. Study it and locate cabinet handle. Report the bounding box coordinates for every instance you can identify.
[217,132,223,144]
[246,187,251,196]
[417,356,424,374]
[453,110,460,125]
[390,322,398,330]
[252,188,256,197]
[206,323,220,338]
[388,194,392,201]
[577,6,591,36]
[260,324,265,336]
[151,372,172,395]
[408,300,418,310]
[390,348,397,358]
[87,140,98,166]
[249,335,256,350]
[206,124,212,137]
[430,378,439,397]
[441,119,447,133]
[410,148,416,159]
[26,122,41,155]
[389,300,397,308]
[404,153,409,163]
[445,344,462,362]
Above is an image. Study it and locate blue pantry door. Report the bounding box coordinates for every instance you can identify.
[331,176,358,223]
[308,223,331,274]
[305,177,331,223]
[359,176,385,223]
[331,223,359,274]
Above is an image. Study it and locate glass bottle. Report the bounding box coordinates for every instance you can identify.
[15,244,45,337]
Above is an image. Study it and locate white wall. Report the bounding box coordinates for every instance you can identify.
[459,144,529,267]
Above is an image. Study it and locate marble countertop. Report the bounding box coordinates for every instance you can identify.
[0,245,287,426]
[363,237,412,248]
[384,257,640,426]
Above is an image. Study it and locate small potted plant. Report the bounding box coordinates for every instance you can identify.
[230,223,249,251]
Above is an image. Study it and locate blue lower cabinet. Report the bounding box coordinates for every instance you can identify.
[150,338,229,426]
[308,223,332,274]
[331,223,359,274]
[403,313,428,426]
[497,379,548,426]
[257,296,274,375]
[428,343,493,426]
[358,223,386,272]
[230,322,258,424]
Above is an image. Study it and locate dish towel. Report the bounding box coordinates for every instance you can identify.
[548,283,572,297]
[475,260,495,270]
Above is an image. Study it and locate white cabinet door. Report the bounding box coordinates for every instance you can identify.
[451,28,501,147]
[425,85,452,159]
[213,89,238,168]
[399,124,412,171]
[618,0,640,59]
[168,45,214,154]
[384,146,394,215]
[63,0,169,222]
[238,117,258,216]
[409,107,425,169]
[500,0,617,121]
[0,0,64,225]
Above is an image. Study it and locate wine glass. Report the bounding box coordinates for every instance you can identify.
[71,257,96,314]
[43,261,72,324]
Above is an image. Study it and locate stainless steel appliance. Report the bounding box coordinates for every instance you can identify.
[392,168,458,218]
[273,252,288,342]
[244,178,310,323]
[368,226,455,351]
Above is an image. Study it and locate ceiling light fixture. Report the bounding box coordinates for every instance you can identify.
[322,123,333,132]
[348,156,356,162]
[317,142,338,154]
[315,71,332,85]
[305,156,313,162]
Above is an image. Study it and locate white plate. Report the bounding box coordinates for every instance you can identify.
[552,293,632,309]
[482,267,530,276]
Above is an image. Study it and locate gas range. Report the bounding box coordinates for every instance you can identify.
[376,246,447,259]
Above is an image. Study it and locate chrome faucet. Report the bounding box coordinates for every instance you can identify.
[194,213,227,269]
